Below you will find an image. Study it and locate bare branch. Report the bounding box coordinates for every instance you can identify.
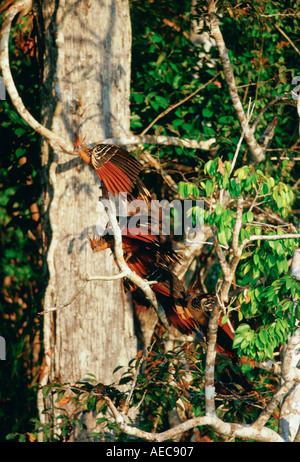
[105,206,170,331]
[0,0,74,155]
[230,99,255,175]
[100,134,216,151]
[281,327,300,383]
[248,233,300,244]
[252,380,296,430]
[274,23,300,56]
[231,197,244,254]
[204,295,223,416]
[139,150,177,191]
[103,393,283,442]
[251,96,287,132]
[206,0,266,163]
[38,273,127,315]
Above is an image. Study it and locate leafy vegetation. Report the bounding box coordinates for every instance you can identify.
[0,7,43,441]
[1,0,299,442]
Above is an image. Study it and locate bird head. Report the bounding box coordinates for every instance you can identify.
[73,133,88,153]
[87,234,113,253]
[73,133,92,165]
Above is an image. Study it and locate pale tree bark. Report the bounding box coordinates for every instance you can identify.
[32,0,138,440]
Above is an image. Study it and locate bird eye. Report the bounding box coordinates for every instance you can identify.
[75,145,82,150]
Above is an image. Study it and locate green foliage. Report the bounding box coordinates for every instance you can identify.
[179,154,299,361]
[6,338,279,442]
[0,10,43,441]
[1,0,300,442]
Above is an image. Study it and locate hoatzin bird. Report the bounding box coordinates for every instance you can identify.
[88,230,236,358]
[74,135,151,203]
[88,230,199,336]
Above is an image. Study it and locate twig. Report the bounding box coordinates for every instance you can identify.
[100,134,216,151]
[38,273,127,315]
[248,233,300,243]
[139,150,178,191]
[260,13,300,18]
[231,197,244,254]
[39,280,88,315]
[252,96,287,132]
[270,157,300,161]
[140,72,221,136]
[274,23,300,56]
[122,352,146,416]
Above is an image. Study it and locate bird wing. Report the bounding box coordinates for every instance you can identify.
[90,144,148,198]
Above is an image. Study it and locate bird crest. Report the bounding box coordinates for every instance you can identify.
[73,132,86,151]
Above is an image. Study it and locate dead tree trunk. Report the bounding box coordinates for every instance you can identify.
[34,0,138,440]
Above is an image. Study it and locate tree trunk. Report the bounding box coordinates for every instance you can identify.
[34,0,137,440]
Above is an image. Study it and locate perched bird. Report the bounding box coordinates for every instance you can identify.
[88,226,181,276]
[88,230,236,356]
[74,135,151,203]
[88,231,199,335]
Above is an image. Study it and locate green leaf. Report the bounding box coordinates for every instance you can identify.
[217,229,227,246]
[14,127,26,136]
[215,202,223,216]
[232,335,243,348]
[205,179,214,197]
[235,323,251,333]
[258,330,268,345]
[202,108,214,118]
[221,315,228,325]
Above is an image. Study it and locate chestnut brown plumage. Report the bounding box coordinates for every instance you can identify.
[74,135,151,203]
[88,230,236,353]
[89,229,239,358]
[88,231,199,335]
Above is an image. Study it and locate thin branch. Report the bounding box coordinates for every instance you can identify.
[231,197,244,254]
[274,23,300,56]
[230,99,255,175]
[205,197,245,416]
[206,0,266,163]
[260,13,300,18]
[139,150,178,191]
[0,0,74,155]
[248,233,300,243]
[84,274,127,281]
[140,72,221,136]
[38,273,127,315]
[251,96,287,132]
[100,134,216,151]
[39,280,88,316]
[252,380,296,430]
[105,205,170,331]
